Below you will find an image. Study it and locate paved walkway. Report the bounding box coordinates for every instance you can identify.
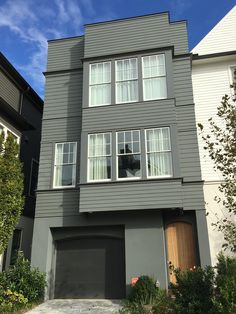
[27,299,122,314]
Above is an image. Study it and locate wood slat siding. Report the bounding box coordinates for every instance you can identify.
[47,37,84,72]
[192,59,235,181]
[173,58,193,105]
[36,190,79,217]
[84,14,188,58]
[183,184,205,210]
[82,99,176,132]
[0,69,20,110]
[43,72,82,119]
[80,180,183,212]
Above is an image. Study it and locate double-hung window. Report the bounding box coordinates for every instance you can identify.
[53,142,77,188]
[88,133,111,181]
[117,130,141,179]
[116,58,138,103]
[145,127,172,177]
[142,54,167,101]
[89,62,111,106]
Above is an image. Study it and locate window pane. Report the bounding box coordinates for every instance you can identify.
[90,84,111,106]
[147,152,172,177]
[89,157,111,180]
[116,58,138,81]
[116,80,138,103]
[143,77,167,100]
[118,154,141,178]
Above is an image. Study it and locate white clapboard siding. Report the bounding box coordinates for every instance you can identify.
[192,5,236,55]
[192,58,236,181]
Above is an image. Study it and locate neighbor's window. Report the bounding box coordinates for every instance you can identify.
[117,130,141,179]
[116,58,138,103]
[53,142,77,188]
[231,66,236,93]
[142,54,167,101]
[0,122,19,142]
[10,229,22,265]
[145,127,172,177]
[88,133,111,181]
[89,62,111,106]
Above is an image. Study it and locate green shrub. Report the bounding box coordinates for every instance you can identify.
[0,288,28,314]
[170,266,215,314]
[129,276,159,305]
[212,253,236,314]
[0,251,46,303]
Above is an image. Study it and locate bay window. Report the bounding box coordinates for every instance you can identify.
[117,130,141,179]
[53,142,77,188]
[145,127,172,177]
[116,58,138,103]
[88,133,111,181]
[89,62,111,106]
[142,54,167,101]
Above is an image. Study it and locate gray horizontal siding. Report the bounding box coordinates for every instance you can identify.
[43,71,82,119]
[84,14,188,58]
[176,105,197,130]
[47,37,84,72]
[37,143,53,190]
[80,180,183,212]
[82,99,176,132]
[178,130,202,181]
[0,70,20,110]
[173,58,194,105]
[36,190,79,217]
[41,116,82,143]
[183,184,205,210]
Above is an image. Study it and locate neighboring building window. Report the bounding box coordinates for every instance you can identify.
[53,142,77,188]
[117,130,141,179]
[89,62,111,106]
[145,127,172,177]
[142,54,167,101]
[0,122,20,143]
[231,66,236,93]
[88,133,111,181]
[10,229,22,265]
[116,58,138,103]
[29,159,39,197]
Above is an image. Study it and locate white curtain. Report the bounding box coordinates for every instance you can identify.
[90,62,111,106]
[89,134,110,180]
[147,128,172,177]
[116,58,138,103]
[143,54,167,100]
[54,143,64,186]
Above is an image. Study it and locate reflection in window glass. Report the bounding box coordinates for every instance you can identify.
[117,130,141,179]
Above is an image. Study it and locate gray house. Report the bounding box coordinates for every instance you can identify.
[0,52,43,270]
[31,12,211,299]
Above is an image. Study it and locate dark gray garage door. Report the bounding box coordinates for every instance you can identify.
[54,236,125,299]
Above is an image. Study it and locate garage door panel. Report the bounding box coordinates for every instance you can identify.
[54,235,125,299]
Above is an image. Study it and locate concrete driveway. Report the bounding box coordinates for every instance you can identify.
[27,299,122,314]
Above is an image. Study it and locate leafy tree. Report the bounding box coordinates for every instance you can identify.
[198,69,236,253]
[0,132,24,254]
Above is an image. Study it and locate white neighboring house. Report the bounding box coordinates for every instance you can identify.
[192,5,236,265]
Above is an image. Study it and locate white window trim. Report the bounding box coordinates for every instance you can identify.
[89,61,111,107]
[0,121,20,143]
[145,127,173,179]
[87,132,112,183]
[115,58,139,104]
[142,54,167,101]
[116,130,142,181]
[53,142,77,189]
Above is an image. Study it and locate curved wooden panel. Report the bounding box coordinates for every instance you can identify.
[165,222,197,283]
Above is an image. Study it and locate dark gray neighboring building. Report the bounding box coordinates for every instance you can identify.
[0,52,43,270]
[31,12,211,299]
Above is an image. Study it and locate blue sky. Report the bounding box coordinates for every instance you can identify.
[0,0,235,98]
